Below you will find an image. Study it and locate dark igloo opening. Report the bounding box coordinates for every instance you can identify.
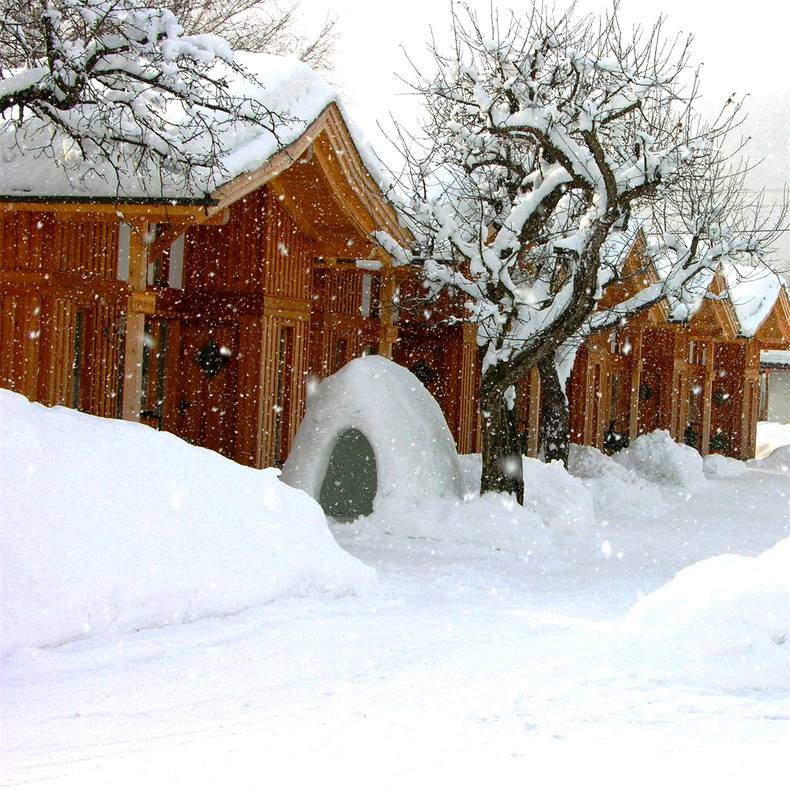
[319,428,377,522]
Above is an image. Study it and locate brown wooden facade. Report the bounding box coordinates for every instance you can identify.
[0,104,408,469]
[2,104,788,466]
[395,245,790,461]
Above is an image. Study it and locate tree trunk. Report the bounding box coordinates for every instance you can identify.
[479,385,524,504]
[538,354,570,466]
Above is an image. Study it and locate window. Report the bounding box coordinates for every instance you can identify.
[168,234,185,289]
[360,273,372,318]
[116,223,131,282]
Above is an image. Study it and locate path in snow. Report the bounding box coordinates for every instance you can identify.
[2,469,788,789]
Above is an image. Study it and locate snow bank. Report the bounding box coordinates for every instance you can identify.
[756,421,790,460]
[613,430,706,490]
[0,390,373,656]
[703,453,746,479]
[568,444,661,520]
[281,357,464,508]
[748,444,790,474]
[623,539,790,691]
[351,494,554,556]
[522,457,595,534]
[458,454,595,536]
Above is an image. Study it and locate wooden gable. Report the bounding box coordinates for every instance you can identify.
[685,269,739,340]
[751,288,790,349]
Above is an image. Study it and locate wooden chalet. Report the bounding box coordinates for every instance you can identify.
[0,71,409,468]
[394,236,790,462]
[2,53,787,469]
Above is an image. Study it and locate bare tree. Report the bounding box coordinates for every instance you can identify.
[376,3,785,501]
[161,1,338,70]
[0,0,293,192]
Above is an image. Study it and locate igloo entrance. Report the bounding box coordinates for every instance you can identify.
[281,357,463,518]
[319,429,377,522]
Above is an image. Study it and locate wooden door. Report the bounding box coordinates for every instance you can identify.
[176,323,240,458]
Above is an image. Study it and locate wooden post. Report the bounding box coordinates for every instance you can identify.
[669,330,687,441]
[628,329,643,440]
[700,342,715,455]
[457,323,479,454]
[378,264,399,358]
[121,220,150,421]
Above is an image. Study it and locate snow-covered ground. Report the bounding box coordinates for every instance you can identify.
[2,398,789,789]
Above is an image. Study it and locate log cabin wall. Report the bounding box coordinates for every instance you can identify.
[165,187,317,469]
[567,327,638,452]
[392,322,480,452]
[309,267,382,380]
[0,210,126,416]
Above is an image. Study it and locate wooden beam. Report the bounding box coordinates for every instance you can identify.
[628,329,643,440]
[121,219,150,421]
[1,201,215,222]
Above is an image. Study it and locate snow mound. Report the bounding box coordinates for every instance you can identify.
[756,421,790,460]
[748,444,790,474]
[458,454,595,534]
[623,539,790,691]
[0,390,373,656]
[613,430,706,489]
[703,453,746,479]
[351,494,555,556]
[522,457,595,534]
[568,444,661,520]
[281,357,464,509]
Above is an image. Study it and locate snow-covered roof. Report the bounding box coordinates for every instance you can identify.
[722,263,785,338]
[760,349,790,368]
[0,53,388,202]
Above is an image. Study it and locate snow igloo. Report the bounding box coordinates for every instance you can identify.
[280,356,463,521]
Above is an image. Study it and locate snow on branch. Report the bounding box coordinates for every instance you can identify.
[380,1,785,390]
[0,0,292,193]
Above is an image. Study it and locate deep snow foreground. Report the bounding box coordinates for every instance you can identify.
[2,403,789,788]
[0,390,372,655]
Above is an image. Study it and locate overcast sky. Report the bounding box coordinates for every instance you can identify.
[297,0,789,260]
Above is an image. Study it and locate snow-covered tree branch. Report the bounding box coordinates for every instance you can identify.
[379,2,786,500]
[0,0,292,191]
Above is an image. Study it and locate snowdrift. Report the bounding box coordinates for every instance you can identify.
[281,357,464,512]
[350,493,556,556]
[568,444,660,520]
[703,453,746,479]
[623,539,790,691]
[613,430,706,490]
[749,444,790,473]
[0,390,373,655]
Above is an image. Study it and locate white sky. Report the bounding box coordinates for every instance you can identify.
[297,0,789,259]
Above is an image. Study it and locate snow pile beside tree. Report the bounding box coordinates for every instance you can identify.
[613,430,707,490]
[0,390,373,656]
[703,453,746,479]
[568,444,661,520]
[521,458,595,534]
[455,454,596,545]
[622,539,790,691]
[282,356,464,506]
